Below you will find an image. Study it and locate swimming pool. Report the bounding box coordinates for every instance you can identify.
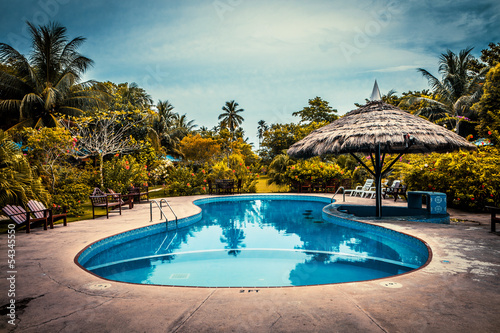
[77,195,430,287]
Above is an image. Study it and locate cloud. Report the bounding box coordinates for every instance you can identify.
[6,0,497,145]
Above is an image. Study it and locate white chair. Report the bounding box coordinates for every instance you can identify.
[352,179,374,197]
[362,180,389,199]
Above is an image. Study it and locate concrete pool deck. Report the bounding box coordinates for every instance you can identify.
[1,193,499,332]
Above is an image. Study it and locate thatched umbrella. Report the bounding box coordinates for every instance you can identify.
[287,90,476,218]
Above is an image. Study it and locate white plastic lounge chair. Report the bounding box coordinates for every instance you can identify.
[362,180,390,199]
[351,179,374,197]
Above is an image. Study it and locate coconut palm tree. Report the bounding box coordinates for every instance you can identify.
[0,21,106,130]
[257,120,268,148]
[146,99,178,153]
[155,100,175,132]
[218,100,244,141]
[408,47,488,135]
[119,82,153,109]
[0,130,49,206]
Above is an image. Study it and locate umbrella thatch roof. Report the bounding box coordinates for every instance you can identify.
[287,101,476,159]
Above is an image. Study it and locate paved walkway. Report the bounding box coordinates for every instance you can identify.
[1,194,499,332]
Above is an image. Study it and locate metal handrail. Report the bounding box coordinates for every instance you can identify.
[159,199,178,224]
[150,199,178,228]
[331,186,346,203]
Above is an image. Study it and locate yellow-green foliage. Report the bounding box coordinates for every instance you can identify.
[393,147,500,210]
[475,63,500,145]
[103,154,149,194]
[286,158,343,182]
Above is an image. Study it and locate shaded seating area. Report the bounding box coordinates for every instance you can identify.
[89,188,133,219]
[2,204,50,233]
[215,179,235,194]
[383,182,407,201]
[128,185,149,203]
[28,200,67,227]
[343,179,374,197]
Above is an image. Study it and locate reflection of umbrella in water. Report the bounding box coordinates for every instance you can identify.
[287,81,476,218]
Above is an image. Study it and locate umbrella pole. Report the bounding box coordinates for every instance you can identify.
[375,144,383,218]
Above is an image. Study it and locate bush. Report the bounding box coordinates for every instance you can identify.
[393,147,500,210]
[285,158,343,183]
[165,166,207,196]
[103,154,148,194]
[51,165,93,216]
[149,159,174,185]
[164,154,258,196]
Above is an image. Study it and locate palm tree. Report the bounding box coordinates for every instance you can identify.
[0,21,106,130]
[0,130,49,206]
[150,99,180,153]
[155,100,175,131]
[218,100,244,141]
[257,120,268,149]
[408,47,487,135]
[119,82,153,109]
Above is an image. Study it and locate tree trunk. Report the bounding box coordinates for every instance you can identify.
[99,153,104,188]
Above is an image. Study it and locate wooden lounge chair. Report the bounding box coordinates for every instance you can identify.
[107,189,134,209]
[89,188,124,219]
[312,179,324,192]
[27,200,67,228]
[324,179,340,193]
[300,180,312,193]
[2,204,50,233]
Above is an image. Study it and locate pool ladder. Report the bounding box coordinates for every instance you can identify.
[331,187,346,203]
[150,199,178,229]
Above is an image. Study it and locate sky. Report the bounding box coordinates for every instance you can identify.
[1,0,499,147]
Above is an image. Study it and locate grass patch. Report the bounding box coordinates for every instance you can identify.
[256,176,289,193]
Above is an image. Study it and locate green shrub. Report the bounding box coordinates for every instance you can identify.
[285,158,343,183]
[103,154,148,193]
[393,147,500,210]
[51,165,93,216]
[165,166,206,196]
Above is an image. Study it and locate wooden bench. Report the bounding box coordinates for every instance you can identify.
[128,185,149,203]
[89,188,132,219]
[215,179,234,195]
[485,206,500,233]
[2,204,50,233]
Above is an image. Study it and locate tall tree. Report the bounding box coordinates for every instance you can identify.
[257,120,268,149]
[292,97,338,124]
[411,47,488,136]
[475,63,500,145]
[218,100,244,141]
[64,112,142,188]
[0,130,49,206]
[119,82,153,109]
[150,99,176,151]
[0,21,106,129]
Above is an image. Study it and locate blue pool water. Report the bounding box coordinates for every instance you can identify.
[78,196,429,287]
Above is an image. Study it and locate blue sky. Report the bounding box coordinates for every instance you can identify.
[1,0,499,146]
